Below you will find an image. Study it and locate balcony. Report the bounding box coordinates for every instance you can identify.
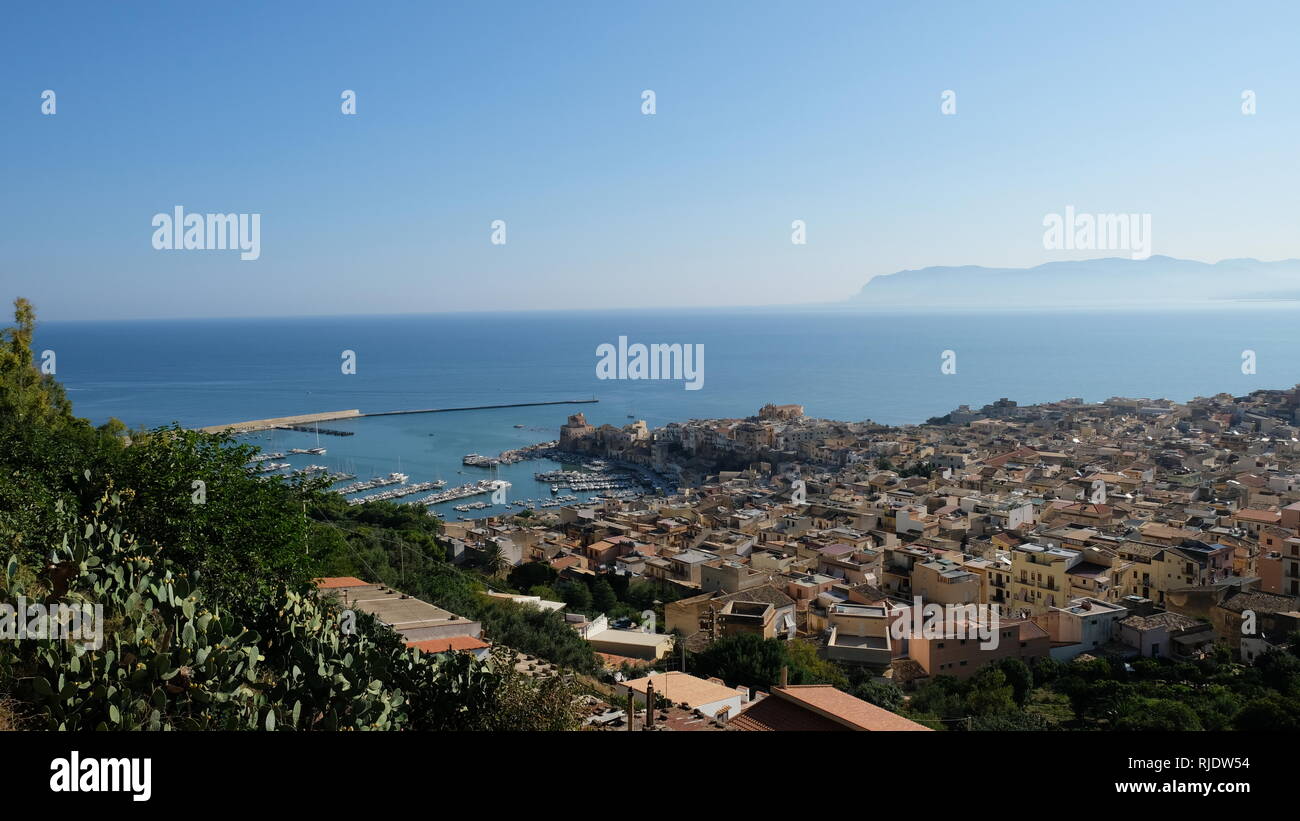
[822,627,892,667]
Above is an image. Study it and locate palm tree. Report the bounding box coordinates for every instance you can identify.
[482,543,508,578]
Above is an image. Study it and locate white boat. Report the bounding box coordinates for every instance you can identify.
[291,426,326,456]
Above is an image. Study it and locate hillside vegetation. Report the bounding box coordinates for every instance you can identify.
[0,298,583,731]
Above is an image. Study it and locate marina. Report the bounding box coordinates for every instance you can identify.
[245,425,669,515]
[334,472,409,495]
[482,440,557,465]
[408,479,511,507]
[532,468,639,492]
[249,461,290,474]
[232,407,671,521]
[346,479,448,505]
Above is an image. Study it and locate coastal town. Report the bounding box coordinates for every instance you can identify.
[319,386,1300,730]
[9,0,1296,800]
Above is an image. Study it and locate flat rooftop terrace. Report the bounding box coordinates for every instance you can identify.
[317,579,476,632]
[347,588,472,630]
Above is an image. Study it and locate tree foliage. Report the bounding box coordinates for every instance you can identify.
[690,634,844,691]
[0,298,590,729]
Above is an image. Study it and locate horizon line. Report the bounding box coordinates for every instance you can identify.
[26,253,1300,323]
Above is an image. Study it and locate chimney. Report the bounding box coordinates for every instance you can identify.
[645,680,655,730]
[780,665,789,688]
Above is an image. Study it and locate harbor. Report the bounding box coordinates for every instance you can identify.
[334,473,409,494]
[362,399,597,418]
[407,479,511,507]
[250,461,290,474]
[200,410,361,435]
[231,400,672,522]
[346,479,447,506]
[280,425,353,437]
[200,400,597,435]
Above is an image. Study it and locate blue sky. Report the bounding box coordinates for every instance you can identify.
[4,0,1300,320]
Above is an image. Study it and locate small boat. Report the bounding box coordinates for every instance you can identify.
[514,424,525,428]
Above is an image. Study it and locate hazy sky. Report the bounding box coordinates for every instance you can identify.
[4,1,1300,320]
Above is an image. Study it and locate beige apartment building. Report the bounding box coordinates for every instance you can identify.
[911,558,981,605]
[820,602,902,670]
[908,619,1050,679]
[1008,544,1080,615]
[961,555,1014,611]
[1115,540,1234,605]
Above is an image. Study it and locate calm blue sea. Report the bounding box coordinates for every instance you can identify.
[31,306,1300,517]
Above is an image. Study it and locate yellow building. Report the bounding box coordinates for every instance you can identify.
[1008,544,1080,616]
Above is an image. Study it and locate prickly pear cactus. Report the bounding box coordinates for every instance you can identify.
[0,498,420,730]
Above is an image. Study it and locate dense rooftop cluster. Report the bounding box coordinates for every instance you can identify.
[439,387,1300,724]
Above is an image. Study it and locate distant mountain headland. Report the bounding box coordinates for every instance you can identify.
[849,256,1300,310]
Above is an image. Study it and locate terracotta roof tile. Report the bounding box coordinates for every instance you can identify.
[314,576,370,589]
[755,685,932,731]
[731,694,851,731]
[405,636,490,654]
